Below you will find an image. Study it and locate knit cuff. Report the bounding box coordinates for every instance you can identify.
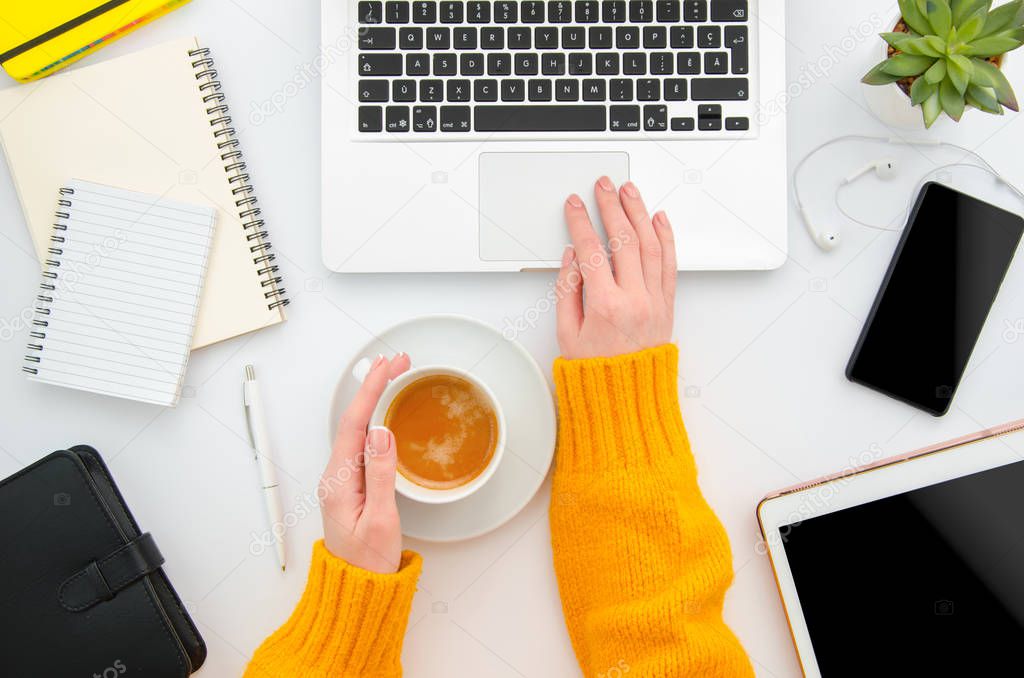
[553,344,689,473]
[248,540,422,678]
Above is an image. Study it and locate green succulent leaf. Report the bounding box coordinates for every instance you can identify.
[882,53,939,76]
[925,0,954,35]
[924,34,950,53]
[901,0,936,34]
[955,8,989,42]
[966,83,1003,112]
[939,77,967,119]
[976,0,1024,38]
[947,53,974,91]
[962,29,1024,56]
[911,73,940,104]
[862,61,905,84]
[922,90,944,126]
[925,58,948,82]
[972,57,1019,109]
[952,0,993,25]
[881,31,913,50]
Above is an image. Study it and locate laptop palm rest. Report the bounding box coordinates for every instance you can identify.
[478,152,629,265]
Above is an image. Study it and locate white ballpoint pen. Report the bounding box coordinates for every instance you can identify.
[243,365,287,571]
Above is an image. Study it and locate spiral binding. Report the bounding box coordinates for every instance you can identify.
[189,47,288,311]
[24,187,76,375]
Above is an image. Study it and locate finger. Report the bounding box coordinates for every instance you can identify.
[388,352,411,379]
[556,245,583,349]
[592,177,642,289]
[363,426,398,516]
[565,193,614,292]
[618,182,662,295]
[653,211,677,305]
[327,355,391,495]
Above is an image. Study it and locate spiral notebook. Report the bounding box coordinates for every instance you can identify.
[0,37,287,350]
[24,180,215,406]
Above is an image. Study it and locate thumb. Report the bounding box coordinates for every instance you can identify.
[364,426,398,515]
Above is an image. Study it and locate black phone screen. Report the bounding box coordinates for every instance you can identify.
[846,182,1023,415]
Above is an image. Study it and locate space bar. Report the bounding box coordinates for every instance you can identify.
[474,106,606,132]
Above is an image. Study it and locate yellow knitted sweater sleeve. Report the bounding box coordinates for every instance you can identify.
[244,540,422,678]
[550,344,754,678]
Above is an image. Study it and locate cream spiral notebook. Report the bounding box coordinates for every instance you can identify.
[25,180,215,406]
[0,37,287,350]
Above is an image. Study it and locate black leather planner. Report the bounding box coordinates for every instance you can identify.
[0,446,205,676]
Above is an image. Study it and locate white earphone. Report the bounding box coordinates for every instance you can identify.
[794,136,1023,252]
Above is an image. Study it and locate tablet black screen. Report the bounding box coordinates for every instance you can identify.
[781,459,1024,676]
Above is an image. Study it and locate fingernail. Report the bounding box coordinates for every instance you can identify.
[597,176,615,192]
[372,354,386,369]
[366,426,394,456]
[622,182,640,199]
[561,244,575,266]
[566,193,583,208]
[653,211,668,227]
[395,351,407,360]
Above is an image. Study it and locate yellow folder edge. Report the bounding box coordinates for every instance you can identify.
[1,0,192,82]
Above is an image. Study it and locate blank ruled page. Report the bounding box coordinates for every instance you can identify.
[24,180,216,406]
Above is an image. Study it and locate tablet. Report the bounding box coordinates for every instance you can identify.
[758,420,1024,677]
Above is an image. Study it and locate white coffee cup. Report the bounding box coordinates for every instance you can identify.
[370,365,506,504]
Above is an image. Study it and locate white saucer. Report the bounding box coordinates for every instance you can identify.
[328,314,557,542]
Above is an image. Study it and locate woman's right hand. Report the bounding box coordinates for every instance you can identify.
[556,176,677,360]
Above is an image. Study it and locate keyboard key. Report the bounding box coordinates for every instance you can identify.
[515,53,540,75]
[589,26,613,48]
[596,52,619,74]
[556,79,580,100]
[699,117,722,130]
[643,26,667,48]
[400,27,423,48]
[698,25,721,48]
[447,79,472,101]
[406,53,429,74]
[616,26,639,48]
[359,53,402,75]
[568,52,593,74]
[656,0,680,21]
[725,25,748,74]
[677,52,700,74]
[454,27,477,49]
[475,105,606,131]
[726,116,749,130]
[691,77,748,100]
[501,79,526,100]
[474,79,499,100]
[393,79,416,100]
[582,78,606,100]
[468,1,491,21]
[461,53,485,74]
[698,103,721,131]
[664,78,687,100]
[542,53,566,74]
[359,80,389,102]
[576,0,600,22]
[602,1,626,22]
[535,27,558,48]
[610,78,633,100]
[427,27,450,48]
[440,1,463,22]
[358,1,383,23]
[358,106,383,131]
[495,1,519,21]
[412,0,436,22]
[629,1,653,22]
[482,27,505,48]
[509,27,532,48]
[623,52,645,74]
[420,79,443,101]
[644,104,668,130]
[549,0,573,22]
[650,52,672,74]
[671,116,695,130]
[385,1,410,22]
[637,78,659,100]
[683,0,707,21]
[562,27,586,48]
[704,51,728,74]
[386,105,410,131]
[711,0,748,22]
[528,79,553,101]
[413,105,437,131]
[433,53,457,75]
[441,106,472,131]
[522,1,546,22]
[609,105,640,131]
[360,27,397,49]
[488,53,512,74]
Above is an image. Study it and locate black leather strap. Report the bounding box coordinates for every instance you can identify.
[58,532,165,612]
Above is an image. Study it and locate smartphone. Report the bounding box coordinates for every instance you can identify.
[846,182,1024,416]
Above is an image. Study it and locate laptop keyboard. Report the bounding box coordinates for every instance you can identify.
[354,0,755,138]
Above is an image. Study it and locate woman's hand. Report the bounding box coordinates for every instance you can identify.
[321,353,411,573]
[556,177,677,359]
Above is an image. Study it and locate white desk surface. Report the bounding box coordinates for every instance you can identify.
[2,2,1023,676]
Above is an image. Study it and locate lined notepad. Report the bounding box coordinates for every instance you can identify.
[23,180,216,406]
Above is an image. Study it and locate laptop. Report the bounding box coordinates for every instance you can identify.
[321,0,787,272]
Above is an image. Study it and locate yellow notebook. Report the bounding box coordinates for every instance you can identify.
[0,37,288,350]
[0,0,192,82]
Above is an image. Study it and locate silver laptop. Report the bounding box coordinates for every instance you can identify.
[321,0,787,272]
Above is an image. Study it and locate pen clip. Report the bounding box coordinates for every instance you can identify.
[243,375,258,461]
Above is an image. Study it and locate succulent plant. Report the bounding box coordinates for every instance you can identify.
[862,0,1024,127]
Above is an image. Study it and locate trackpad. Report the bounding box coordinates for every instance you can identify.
[478,152,629,263]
